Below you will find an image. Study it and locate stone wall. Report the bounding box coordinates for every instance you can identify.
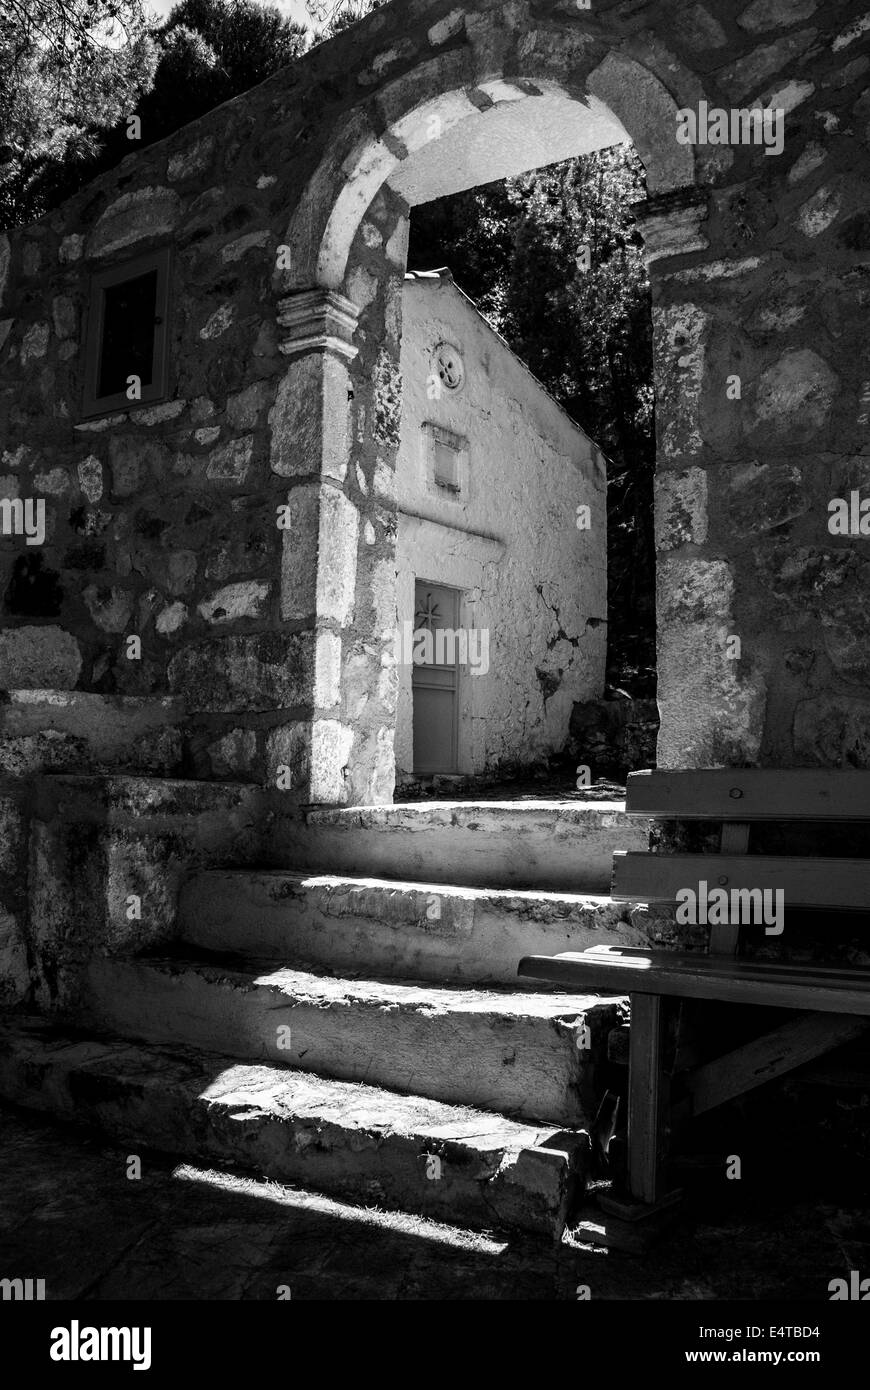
[0,0,868,807]
[1,773,267,1010]
[0,120,311,786]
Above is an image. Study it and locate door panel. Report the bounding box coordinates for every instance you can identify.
[412,581,460,774]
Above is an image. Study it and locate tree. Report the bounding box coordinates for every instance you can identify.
[0,0,310,231]
[306,0,383,37]
[0,1,157,229]
[150,0,309,113]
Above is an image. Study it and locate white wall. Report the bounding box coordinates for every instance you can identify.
[395,273,607,780]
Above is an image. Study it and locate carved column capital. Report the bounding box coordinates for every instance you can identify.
[277,288,360,360]
[631,186,710,264]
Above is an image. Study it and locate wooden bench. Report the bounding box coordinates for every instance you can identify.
[518,769,870,1214]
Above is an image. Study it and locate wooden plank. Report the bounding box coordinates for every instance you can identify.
[580,945,870,980]
[627,992,664,1204]
[612,851,870,911]
[681,1013,870,1117]
[517,949,870,1015]
[710,823,749,955]
[625,769,870,821]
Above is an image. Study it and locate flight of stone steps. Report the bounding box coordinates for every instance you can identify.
[0,795,648,1239]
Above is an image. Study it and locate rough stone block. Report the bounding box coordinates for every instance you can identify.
[796,182,843,238]
[21,323,49,363]
[657,619,766,768]
[0,1020,588,1237]
[269,354,350,482]
[181,868,641,983]
[0,691,183,776]
[25,775,265,1009]
[167,137,215,183]
[83,953,611,1127]
[314,630,342,708]
[168,633,313,712]
[0,627,82,689]
[205,435,253,484]
[654,468,708,550]
[317,489,359,627]
[719,461,809,534]
[88,188,181,257]
[658,557,734,624]
[197,581,270,624]
[280,484,319,620]
[720,28,817,99]
[750,349,839,433]
[199,304,234,340]
[794,696,870,766]
[738,0,817,31]
[206,727,259,779]
[654,304,707,459]
[267,718,353,803]
[83,586,134,633]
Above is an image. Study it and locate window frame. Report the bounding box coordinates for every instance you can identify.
[80,247,172,419]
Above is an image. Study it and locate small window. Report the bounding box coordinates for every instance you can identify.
[82,249,170,417]
[424,423,468,500]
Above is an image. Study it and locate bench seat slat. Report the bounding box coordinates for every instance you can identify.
[625,769,870,821]
[517,949,870,1015]
[612,851,870,911]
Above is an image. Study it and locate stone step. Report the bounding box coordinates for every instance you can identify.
[179,870,646,985]
[81,955,622,1127]
[0,1017,587,1237]
[266,799,648,893]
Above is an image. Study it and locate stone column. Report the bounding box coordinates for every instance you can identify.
[635,187,767,770]
[266,288,363,804]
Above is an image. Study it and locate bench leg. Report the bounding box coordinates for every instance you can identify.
[627,992,664,1204]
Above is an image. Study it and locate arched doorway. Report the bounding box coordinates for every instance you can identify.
[269,8,754,805]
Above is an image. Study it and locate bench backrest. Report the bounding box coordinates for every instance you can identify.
[623,769,870,821]
[612,770,870,956]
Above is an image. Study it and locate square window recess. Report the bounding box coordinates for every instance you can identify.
[81,248,171,418]
[424,423,468,499]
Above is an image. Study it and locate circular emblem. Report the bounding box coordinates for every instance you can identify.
[432,342,465,391]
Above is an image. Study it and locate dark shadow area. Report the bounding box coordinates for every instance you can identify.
[1,1100,866,1302]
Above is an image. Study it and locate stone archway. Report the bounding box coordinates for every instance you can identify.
[252,0,861,808]
[269,8,714,805]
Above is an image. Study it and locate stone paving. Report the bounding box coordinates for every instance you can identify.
[1,1104,867,1301]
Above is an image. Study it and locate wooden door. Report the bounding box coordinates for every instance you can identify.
[412,580,460,774]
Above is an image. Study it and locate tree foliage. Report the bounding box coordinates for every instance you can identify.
[0,0,157,229]
[0,0,309,231]
[149,0,309,116]
[306,0,384,37]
